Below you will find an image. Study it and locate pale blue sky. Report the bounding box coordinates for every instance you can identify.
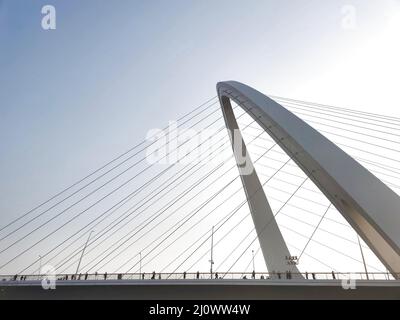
[1,0,398,216]
[1,0,399,274]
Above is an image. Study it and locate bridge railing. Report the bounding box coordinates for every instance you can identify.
[0,271,397,282]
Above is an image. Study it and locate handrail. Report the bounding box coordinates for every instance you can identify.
[1,271,398,282]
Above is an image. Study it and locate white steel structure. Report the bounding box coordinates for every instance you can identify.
[217,81,400,279]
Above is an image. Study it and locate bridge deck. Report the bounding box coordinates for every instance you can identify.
[1,279,400,300]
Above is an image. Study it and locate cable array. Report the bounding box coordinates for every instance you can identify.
[1,94,398,278]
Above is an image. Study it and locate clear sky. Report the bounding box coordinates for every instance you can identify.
[0,0,400,275]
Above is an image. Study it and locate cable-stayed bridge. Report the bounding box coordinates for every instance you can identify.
[1,82,400,299]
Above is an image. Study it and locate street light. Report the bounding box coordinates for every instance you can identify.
[252,250,255,273]
[38,255,42,276]
[209,226,215,279]
[75,230,94,275]
[139,252,142,276]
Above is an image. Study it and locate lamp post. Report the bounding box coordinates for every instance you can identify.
[209,226,215,279]
[252,250,255,273]
[139,252,142,276]
[38,255,42,276]
[75,230,94,275]
[357,235,369,280]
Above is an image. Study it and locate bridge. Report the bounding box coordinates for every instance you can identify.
[1,81,400,299]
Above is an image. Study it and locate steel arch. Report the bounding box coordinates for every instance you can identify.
[217,81,400,278]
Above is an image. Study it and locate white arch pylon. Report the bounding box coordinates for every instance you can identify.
[217,81,400,279]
